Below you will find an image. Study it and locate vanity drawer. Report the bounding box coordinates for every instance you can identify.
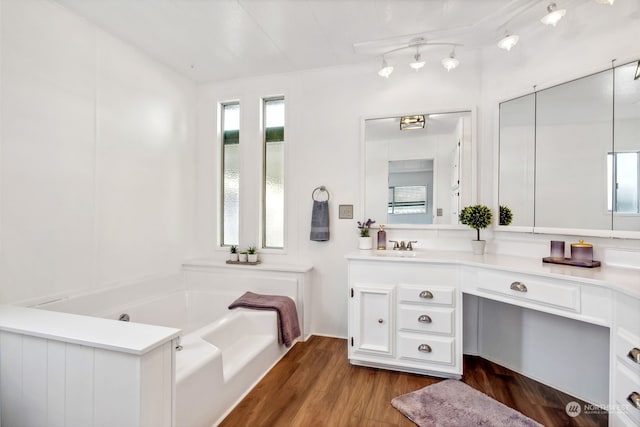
[615,363,640,425]
[474,270,580,312]
[397,306,454,336]
[616,328,640,374]
[397,334,455,365]
[397,285,455,306]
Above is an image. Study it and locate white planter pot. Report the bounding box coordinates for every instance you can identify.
[229,253,239,262]
[358,236,373,250]
[238,253,248,262]
[471,240,486,255]
[248,254,258,263]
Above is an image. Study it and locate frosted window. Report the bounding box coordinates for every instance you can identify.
[222,103,239,246]
[263,98,285,248]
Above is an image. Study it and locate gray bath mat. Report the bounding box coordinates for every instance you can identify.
[391,379,543,427]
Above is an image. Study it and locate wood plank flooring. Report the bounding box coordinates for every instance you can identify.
[220,336,607,427]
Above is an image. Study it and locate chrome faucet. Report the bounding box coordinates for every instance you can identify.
[388,240,418,251]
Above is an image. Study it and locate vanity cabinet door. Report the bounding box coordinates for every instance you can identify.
[350,284,394,357]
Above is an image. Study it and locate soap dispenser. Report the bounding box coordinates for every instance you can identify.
[377,225,387,250]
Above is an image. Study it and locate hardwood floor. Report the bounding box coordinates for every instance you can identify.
[219,336,607,427]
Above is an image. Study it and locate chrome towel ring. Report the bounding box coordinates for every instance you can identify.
[312,185,330,201]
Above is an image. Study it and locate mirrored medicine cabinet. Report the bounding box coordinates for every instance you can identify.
[499,60,640,236]
[363,110,474,228]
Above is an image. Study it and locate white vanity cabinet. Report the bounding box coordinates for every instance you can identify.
[347,250,640,426]
[611,292,640,427]
[347,259,462,378]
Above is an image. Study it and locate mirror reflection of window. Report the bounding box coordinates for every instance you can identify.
[388,186,428,214]
[387,160,432,224]
[607,151,640,214]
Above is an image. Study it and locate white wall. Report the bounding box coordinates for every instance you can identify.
[194,58,482,337]
[0,0,195,304]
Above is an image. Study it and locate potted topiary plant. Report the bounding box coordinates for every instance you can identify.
[499,205,513,226]
[229,245,239,262]
[459,205,493,254]
[247,246,258,263]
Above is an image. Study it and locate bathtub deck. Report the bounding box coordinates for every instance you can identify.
[219,336,608,427]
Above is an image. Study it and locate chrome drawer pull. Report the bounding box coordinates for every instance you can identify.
[418,315,432,324]
[510,281,527,293]
[628,392,640,410]
[419,290,434,299]
[628,348,640,364]
[418,344,432,353]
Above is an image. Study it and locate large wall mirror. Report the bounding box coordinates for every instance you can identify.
[364,111,473,227]
[499,60,640,235]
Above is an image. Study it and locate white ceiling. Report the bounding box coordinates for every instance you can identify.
[52,0,631,83]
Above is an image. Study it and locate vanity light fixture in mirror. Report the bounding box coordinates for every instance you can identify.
[400,115,425,130]
[364,110,473,227]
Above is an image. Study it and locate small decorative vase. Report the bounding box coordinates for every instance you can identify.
[248,254,258,263]
[359,236,373,250]
[470,240,486,255]
[230,253,239,262]
[239,253,248,262]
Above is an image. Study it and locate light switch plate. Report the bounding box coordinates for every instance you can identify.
[339,205,353,219]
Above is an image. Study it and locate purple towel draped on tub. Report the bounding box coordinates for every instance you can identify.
[228,292,301,347]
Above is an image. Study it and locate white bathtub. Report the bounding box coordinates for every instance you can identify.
[44,289,291,427]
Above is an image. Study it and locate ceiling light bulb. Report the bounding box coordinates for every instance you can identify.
[497,33,519,51]
[441,50,459,71]
[409,53,426,71]
[378,58,393,78]
[595,0,614,4]
[541,3,566,26]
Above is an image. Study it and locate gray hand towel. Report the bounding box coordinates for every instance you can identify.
[310,200,330,241]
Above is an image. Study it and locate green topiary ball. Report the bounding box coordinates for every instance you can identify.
[459,205,493,241]
[499,205,513,226]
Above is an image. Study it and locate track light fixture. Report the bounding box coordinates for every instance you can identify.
[541,2,566,26]
[409,47,426,71]
[441,47,459,71]
[378,58,393,78]
[373,37,462,78]
[497,31,519,51]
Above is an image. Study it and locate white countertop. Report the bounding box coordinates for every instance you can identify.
[0,305,181,355]
[183,258,313,273]
[346,250,640,299]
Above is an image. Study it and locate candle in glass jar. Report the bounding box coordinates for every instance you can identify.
[550,240,565,259]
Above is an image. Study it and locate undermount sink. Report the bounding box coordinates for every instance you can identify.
[373,250,417,258]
